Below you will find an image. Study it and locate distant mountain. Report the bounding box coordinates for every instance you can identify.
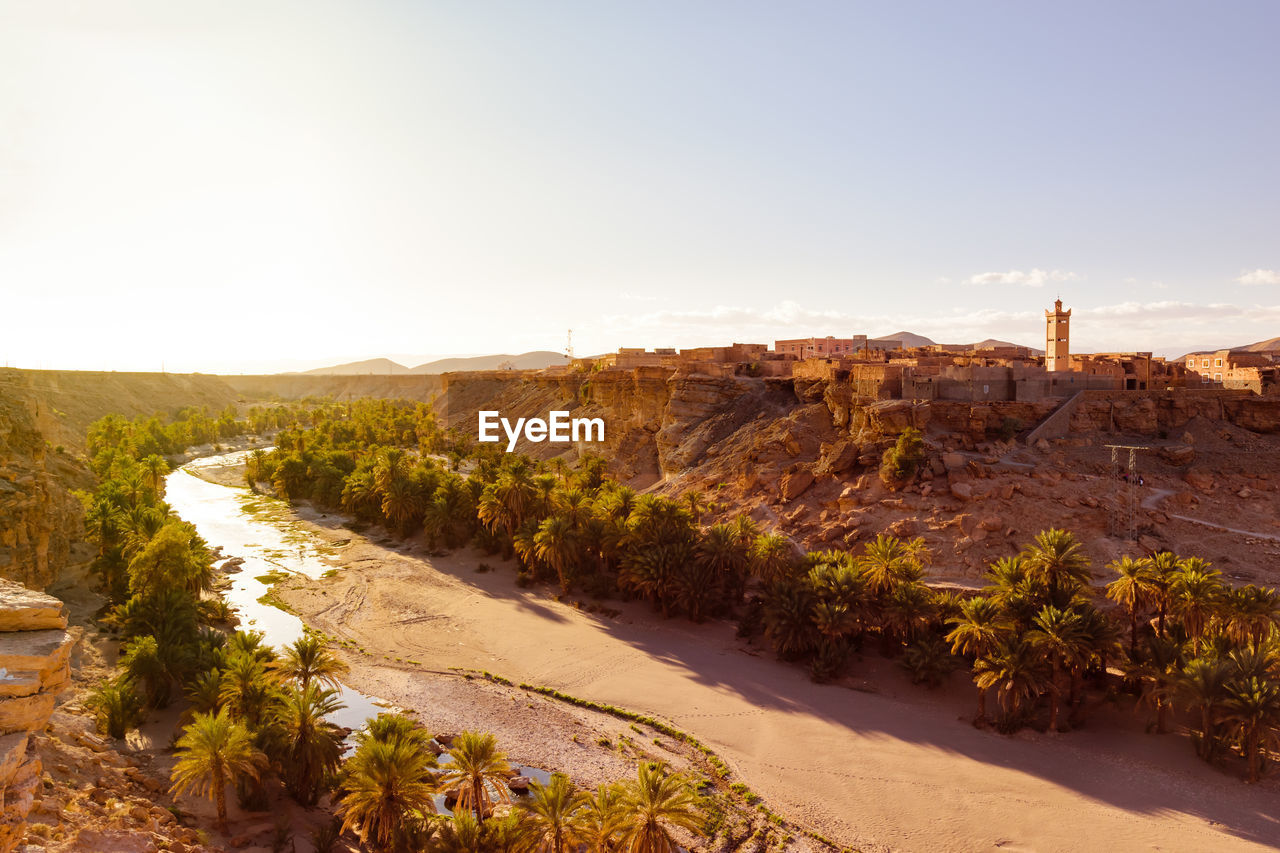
[409,351,569,374]
[971,338,1044,354]
[298,351,570,376]
[1176,336,1280,360]
[1236,336,1280,353]
[302,358,408,375]
[875,331,935,348]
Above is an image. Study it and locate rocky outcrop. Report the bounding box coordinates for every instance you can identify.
[0,396,88,590]
[0,580,73,852]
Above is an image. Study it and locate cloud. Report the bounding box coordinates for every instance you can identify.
[1236,269,1280,285]
[592,298,1280,357]
[966,268,1078,287]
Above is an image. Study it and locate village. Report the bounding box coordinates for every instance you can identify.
[525,299,1279,402]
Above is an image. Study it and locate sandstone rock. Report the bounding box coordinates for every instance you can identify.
[1184,468,1215,491]
[0,582,65,633]
[0,695,55,736]
[950,482,973,501]
[977,516,1002,532]
[1159,445,1196,466]
[507,775,532,793]
[863,399,929,435]
[941,452,966,471]
[0,629,75,676]
[779,468,815,501]
[1139,534,1161,552]
[970,527,988,542]
[887,519,915,538]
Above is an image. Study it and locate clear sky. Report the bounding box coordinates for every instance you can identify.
[2,1,1277,372]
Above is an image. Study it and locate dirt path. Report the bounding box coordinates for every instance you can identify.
[1144,488,1280,543]
[277,523,1280,853]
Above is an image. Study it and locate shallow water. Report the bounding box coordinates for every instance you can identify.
[166,451,384,731]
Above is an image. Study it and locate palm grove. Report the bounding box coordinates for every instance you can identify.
[81,406,709,852]
[250,400,1280,784]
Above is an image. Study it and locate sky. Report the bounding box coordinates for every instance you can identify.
[1,1,1278,372]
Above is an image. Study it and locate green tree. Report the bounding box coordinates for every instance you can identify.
[439,731,513,821]
[520,772,588,853]
[1106,556,1157,656]
[169,708,268,834]
[617,763,704,853]
[275,683,347,806]
[338,738,438,851]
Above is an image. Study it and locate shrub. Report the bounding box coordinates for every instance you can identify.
[879,427,925,490]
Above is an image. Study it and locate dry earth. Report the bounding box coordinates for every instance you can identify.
[272,510,1280,853]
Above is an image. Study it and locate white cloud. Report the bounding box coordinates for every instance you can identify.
[1236,268,1280,285]
[593,298,1280,357]
[966,268,1078,287]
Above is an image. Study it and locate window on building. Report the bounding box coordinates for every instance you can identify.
[1215,358,1222,367]
[1214,374,1222,381]
[1202,359,1209,368]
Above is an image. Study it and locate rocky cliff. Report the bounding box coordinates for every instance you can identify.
[0,580,74,852]
[0,397,89,590]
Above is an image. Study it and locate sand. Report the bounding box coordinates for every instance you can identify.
[272,516,1280,853]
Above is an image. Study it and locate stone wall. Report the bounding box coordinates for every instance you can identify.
[0,580,73,852]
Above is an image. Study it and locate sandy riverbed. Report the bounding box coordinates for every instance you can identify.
[266,506,1280,853]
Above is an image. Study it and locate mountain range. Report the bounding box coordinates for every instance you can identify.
[299,351,569,375]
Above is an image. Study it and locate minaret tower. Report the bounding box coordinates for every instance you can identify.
[1045,298,1071,372]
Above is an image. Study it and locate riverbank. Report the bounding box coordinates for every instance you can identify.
[262,498,1280,853]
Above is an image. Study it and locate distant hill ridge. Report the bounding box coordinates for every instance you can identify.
[300,351,569,376]
[1176,336,1280,360]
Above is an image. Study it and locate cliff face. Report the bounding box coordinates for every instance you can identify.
[440,370,798,486]
[0,580,74,852]
[0,398,88,590]
[222,373,443,404]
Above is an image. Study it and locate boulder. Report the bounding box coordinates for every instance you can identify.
[941,452,966,471]
[0,695,55,736]
[1159,445,1196,466]
[0,582,65,633]
[779,468,815,502]
[950,482,973,501]
[1184,468,1215,492]
[507,776,532,794]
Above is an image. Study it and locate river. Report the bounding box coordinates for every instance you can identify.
[165,450,385,731]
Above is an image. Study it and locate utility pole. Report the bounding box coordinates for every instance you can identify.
[1105,444,1149,541]
[566,329,574,361]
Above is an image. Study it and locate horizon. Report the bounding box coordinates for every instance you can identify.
[3,2,1278,372]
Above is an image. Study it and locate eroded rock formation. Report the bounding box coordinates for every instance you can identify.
[0,396,87,590]
[0,580,74,852]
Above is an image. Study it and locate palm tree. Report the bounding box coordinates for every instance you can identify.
[275,683,347,806]
[696,524,750,605]
[1170,561,1223,655]
[1220,585,1280,649]
[276,635,350,691]
[218,652,279,730]
[881,581,934,649]
[140,453,170,494]
[169,708,268,834]
[1027,606,1089,732]
[381,476,423,536]
[520,772,588,853]
[534,515,581,595]
[857,534,921,596]
[578,782,628,853]
[682,490,707,524]
[338,738,438,851]
[1134,634,1182,734]
[1021,528,1092,602]
[617,763,704,853]
[946,596,1010,721]
[750,533,796,584]
[1221,676,1280,782]
[1106,556,1157,655]
[439,731,512,821]
[763,580,817,660]
[974,638,1050,731]
[1143,551,1181,637]
[1178,656,1231,760]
